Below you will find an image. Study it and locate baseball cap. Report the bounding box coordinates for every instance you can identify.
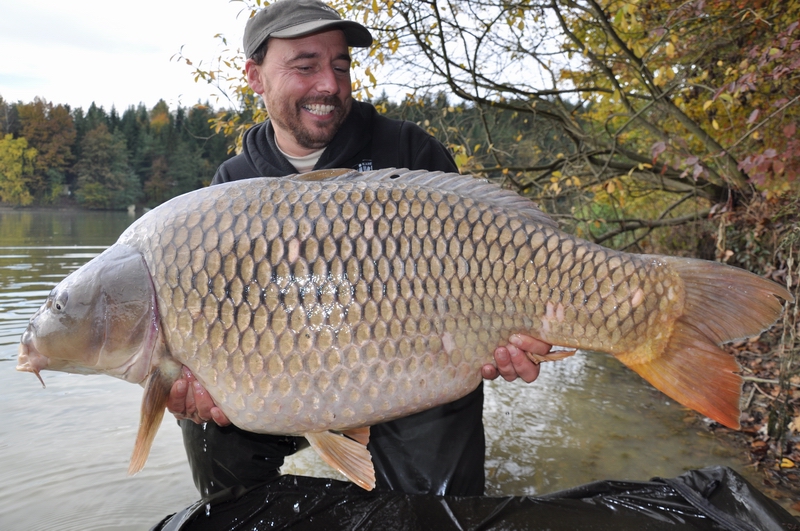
[244,0,374,57]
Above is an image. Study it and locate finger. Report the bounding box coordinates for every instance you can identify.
[493,345,519,382]
[182,365,196,382]
[210,407,232,427]
[508,345,541,383]
[192,381,216,421]
[482,359,500,380]
[183,378,199,421]
[509,334,552,356]
[166,379,188,416]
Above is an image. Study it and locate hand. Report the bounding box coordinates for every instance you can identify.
[482,334,553,383]
[167,366,231,426]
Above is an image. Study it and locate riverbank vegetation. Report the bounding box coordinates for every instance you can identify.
[1,0,797,507]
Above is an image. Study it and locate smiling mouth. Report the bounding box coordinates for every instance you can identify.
[303,103,336,116]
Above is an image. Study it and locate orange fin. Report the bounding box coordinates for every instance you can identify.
[616,257,793,430]
[342,426,370,446]
[305,430,375,490]
[622,322,743,428]
[665,257,793,343]
[526,348,577,364]
[128,365,173,475]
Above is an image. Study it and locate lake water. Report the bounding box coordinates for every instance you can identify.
[0,208,768,529]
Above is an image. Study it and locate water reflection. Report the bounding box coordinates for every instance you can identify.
[0,209,197,531]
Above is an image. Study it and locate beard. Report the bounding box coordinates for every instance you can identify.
[266,94,351,150]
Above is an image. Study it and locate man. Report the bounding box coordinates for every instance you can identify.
[168,0,553,497]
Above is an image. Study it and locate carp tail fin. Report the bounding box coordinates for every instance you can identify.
[305,430,375,490]
[617,257,793,430]
[128,365,173,475]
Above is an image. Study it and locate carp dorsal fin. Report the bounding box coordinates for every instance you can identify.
[287,168,358,181]
[128,356,182,475]
[301,167,559,229]
[305,430,375,490]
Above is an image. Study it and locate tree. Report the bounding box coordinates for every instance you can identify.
[74,123,141,209]
[16,98,76,201]
[0,134,36,206]
[183,0,799,247]
[0,95,19,136]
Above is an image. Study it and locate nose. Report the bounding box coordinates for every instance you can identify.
[315,65,340,95]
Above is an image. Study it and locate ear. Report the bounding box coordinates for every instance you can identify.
[245,59,265,95]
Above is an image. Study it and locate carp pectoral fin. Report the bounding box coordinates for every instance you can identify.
[305,430,376,491]
[127,365,173,475]
[342,426,370,446]
[619,322,743,429]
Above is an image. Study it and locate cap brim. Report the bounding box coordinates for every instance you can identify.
[271,20,373,47]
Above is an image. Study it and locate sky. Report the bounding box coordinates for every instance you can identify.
[0,0,250,111]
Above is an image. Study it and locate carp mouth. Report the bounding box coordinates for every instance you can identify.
[17,329,49,387]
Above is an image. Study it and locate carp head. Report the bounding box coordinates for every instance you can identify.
[17,244,159,386]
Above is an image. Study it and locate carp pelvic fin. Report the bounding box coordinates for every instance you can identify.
[305,430,375,490]
[128,365,173,475]
[617,257,793,430]
[342,426,371,446]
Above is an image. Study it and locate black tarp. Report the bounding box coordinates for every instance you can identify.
[152,466,799,530]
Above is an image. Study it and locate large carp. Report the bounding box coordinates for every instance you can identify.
[17,168,792,490]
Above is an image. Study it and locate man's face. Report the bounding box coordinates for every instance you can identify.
[246,29,353,157]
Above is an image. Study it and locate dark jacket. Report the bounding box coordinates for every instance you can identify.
[211,100,458,183]
[181,101,486,497]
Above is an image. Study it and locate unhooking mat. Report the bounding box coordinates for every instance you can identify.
[151,466,799,530]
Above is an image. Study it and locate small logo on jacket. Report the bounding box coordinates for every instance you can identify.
[356,160,373,172]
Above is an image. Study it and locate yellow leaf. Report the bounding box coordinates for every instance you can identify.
[712,119,719,130]
[365,67,377,85]
[703,100,713,111]
[372,0,379,13]
[665,42,675,58]
[605,181,616,194]
[753,131,761,140]
[780,458,795,469]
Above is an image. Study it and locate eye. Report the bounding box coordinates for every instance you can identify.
[51,291,68,312]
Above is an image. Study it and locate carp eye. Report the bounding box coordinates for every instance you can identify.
[51,291,68,312]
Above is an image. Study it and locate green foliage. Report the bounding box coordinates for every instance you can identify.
[16,98,76,202]
[73,123,141,209]
[0,134,36,206]
[0,96,233,209]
